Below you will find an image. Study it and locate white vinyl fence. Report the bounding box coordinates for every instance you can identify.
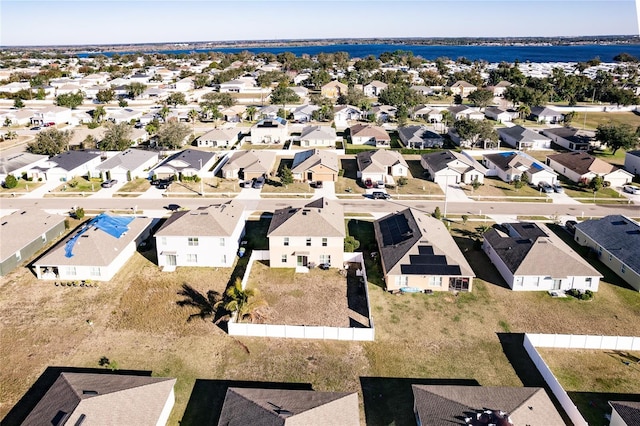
[523,333,640,426]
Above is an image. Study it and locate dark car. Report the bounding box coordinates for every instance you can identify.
[565,220,577,235]
[100,179,118,188]
[372,191,391,200]
[364,178,373,189]
[157,181,170,189]
[312,181,323,188]
[252,176,265,189]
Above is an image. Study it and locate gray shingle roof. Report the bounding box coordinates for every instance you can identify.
[95,149,158,172]
[155,201,244,237]
[575,215,640,274]
[49,150,101,171]
[156,149,216,172]
[412,385,565,426]
[299,125,337,141]
[21,372,176,426]
[421,150,487,174]
[547,151,618,175]
[222,150,277,176]
[356,149,407,173]
[0,152,48,175]
[267,198,344,238]
[498,126,550,144]
[0,210,66,262]
[609,400,640,425]
[530,106,562,117]
[291,149,339,173]
[397,125,443,147]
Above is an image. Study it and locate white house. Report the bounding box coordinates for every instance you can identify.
[31,106,73,126]
[349,124,390,147]
[292,104,320,123]
[483,222,602,291]
[299,125,338,147]
[498,125,552,150]
[0,152,48,185]
[541,127,593,151]
[546,151,633,187]
[154,201,246,270]
[484,106,516,123]
[624,150,640,176]
[152,149,217,179]
[93,148,159,182]
[483,151,557,185]
[28,150,102,183]
[364,80,388,97]
[530,106,563,124]
[421,150,487,185]
[197,128,240,148]
[250,118,288,144]
[33,213,153,282]
[221,150,276,181]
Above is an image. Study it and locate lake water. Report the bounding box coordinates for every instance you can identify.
[80,43,640,63]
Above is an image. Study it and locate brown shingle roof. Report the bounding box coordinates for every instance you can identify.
[547,151,617,175]
[155,201,244,237]
[267,198,344,238]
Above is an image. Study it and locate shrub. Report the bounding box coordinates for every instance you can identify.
[344,235,360,252]
[74,207,85,220]
[4,175,18,189]
[433,206,442,219]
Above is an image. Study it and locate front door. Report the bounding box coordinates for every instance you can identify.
[553,279,562,290]
[297,255,307,267]
[166,255,177,266]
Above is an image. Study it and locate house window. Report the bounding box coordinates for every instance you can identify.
[322,238,328,247]
[306,238,312,247]
[219,238,225,247]
[222,255,226,264]
[65,266,76,276]
[284,237,289,246]
[90,267,101,277]
[585,277,592,288]
[429,276,442,287]
[188,237,199,246]
[41,233,47,243]
[621,264,626,274]
[320,254,331,265]
[15,251,21,261]
[160,237,167,246]
[186,254,198,263]
[597,247,602,257]
[282,254,287,263]
[395,275,408,287]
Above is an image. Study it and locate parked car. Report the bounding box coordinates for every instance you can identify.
[252,176,265,189]
[376,180,385,189]
[100,179,118,188]
[552,183,564,193]
[30,126,41,131]
[537,181,553,193]
[157,181,171,189]
[623,185,640,195]
[364,178,373,189]
[312,181,323,189]
[372,191,391,200]
[565,220,577,235]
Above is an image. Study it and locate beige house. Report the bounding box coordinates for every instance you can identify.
[349,124,391,147]
[197,128,240,148]
[321,80,348,99]
[221,150,277,180]
[299,125,338,147]
[291,149,339,182]
[356,149,408,185]
[267,198,345,269]
[449,80,477,97]
[546,151,633,187]
[374,209,475,293]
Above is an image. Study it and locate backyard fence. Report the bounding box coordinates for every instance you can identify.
[228,250,375,341]
[523,333,640,426]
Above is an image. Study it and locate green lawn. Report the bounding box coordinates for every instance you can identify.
[51,176,102,193]
[117,178,151,193]
[570,111,640,131]
[0,179,42,194]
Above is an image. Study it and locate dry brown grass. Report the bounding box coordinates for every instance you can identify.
[246,261,351,327]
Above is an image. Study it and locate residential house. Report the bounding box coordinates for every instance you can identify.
[334,105,363,125]
[171,77,193,91]
[488,80,513,97]
[349,124,390,147]
[33,213,152,282]
[291,86,309,99]
[397,125,444,149]
[221,150,276,180]
[154,201,246,270]
[541,127,594,151]
[197,128,240,148]
[363,80,388,97]
[498,125,552,150]
[257,105,281,120]
[267,198,345,269]
[0,81,31,93]
[374,209,475,292]
[412,385,565,426]
[421,150,487,185]
[140,87,169,100]
[250,118,289,144]
[0,210,66,277]
[483,151,557,185]
[609,401,640,426]
[28,150,102,182]
[106,108,143,124]
[624,150,640,176]
[484,106,516,123]
[93,148,159,182]
[291,149,339,182]
[411,105,442,123]
[530,106,563,124]
[30,106,72,125]
[447,105,485,121]
[218,388,359,426]
[546,151,633,187]
[292,104,320,123]
[449,80,477,97]
[299,125,338,147]
[574,215,640,292]
[483,222,602,291]
[356,149,408,185]
[321,80,348,99]
[18,372,176,426]
[369,105,397,122]
[0,152,48,185]
[152,149,216,179]
[219,78,257,93]
[0,108,35,126]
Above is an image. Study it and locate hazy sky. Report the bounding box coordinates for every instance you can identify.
[1,0,638,46]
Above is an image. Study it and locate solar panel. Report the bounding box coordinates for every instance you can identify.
[401,264,461,275]
[417,246,434,255]
[409,254,448,265]
[379,213,412,246]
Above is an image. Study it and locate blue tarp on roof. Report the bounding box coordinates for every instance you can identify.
[64,213,134,258]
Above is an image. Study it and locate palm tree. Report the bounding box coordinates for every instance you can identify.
[176,283,227,323]
[159,106,170,123]
[517,104,531,121]
[188,109,199,131]
[223,278,267,324]
[246,105,257,122]
[94,105,106,123]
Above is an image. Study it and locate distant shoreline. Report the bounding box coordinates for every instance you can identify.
[3,35,639,53]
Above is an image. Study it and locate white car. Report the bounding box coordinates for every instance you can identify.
[623,185,640,195]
